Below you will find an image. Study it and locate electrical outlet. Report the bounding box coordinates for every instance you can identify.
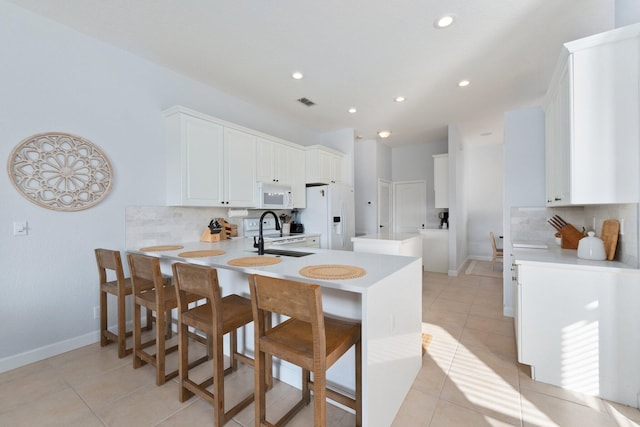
[93,306,99,319]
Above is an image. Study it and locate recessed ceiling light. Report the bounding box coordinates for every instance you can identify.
[348,107,357,114]
[394,96,406,103]
[377,130,392,139]
[434,14,455,29]
[291,71,304,80]
[458,79,470,87]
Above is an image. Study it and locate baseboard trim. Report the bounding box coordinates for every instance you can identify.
[0,331,99,374]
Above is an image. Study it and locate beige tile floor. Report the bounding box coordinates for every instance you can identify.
[1,266,639,426]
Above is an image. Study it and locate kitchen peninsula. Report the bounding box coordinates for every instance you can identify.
[130,237,422,427]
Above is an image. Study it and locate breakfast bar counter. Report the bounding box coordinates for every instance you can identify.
[130,238,422,427]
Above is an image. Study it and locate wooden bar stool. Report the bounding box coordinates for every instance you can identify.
[172,262,255,427]
[128,253,193,385]
[95,248,151,358]
[248,274,362,427]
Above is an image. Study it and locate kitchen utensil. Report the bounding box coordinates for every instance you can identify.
[547,215,582,249]
[601,219,620,261]
[577,232,606,260]
[558,224,583,249]
[553,215,568,227]
[547,217,562,231]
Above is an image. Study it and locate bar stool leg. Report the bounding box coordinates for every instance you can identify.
[255,348,267,426]
[100,290,108,347]
[178,320,193,402]
[156,308,167,385]
[117,292,127,358]
[133,299,143,369]
[313,370,326,427]
[213,333,225,427]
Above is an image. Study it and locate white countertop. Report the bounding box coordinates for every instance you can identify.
[418,228,448,233]
[351,232,421,242]
[513,244,639,273]
[129,237,420,293]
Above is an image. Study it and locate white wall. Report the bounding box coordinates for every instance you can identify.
[0,1,320,369]
[502,106,546,316]
[354,140,378,235]
[391,140,448,228]
[464,143,504,259]
[448,125,468,274]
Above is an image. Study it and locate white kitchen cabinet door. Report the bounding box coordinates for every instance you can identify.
[544,24,640,206]
[165,107,256,207]
[433,154,448,209]
[289,147,306,208]
[256,138,291,185]
[305,145,344,185]
[419,229,448,273]
[544,61,571,205]
[516,262,640,407]
[223,128,256,207]
[165,112,224,206]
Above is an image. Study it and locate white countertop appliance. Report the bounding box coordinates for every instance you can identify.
[243,217,307,247]
[256,182,293,209]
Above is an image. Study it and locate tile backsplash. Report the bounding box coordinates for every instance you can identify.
[584,204,638,267]
[125,206,246,249]
[511,203,638,267]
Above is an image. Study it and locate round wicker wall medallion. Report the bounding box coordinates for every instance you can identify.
[7,133,113,211]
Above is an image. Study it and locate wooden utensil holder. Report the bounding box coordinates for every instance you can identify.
[559,224,583,249]
[200,228,221,242]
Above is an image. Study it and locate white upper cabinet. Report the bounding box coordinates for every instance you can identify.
[256,137,292,185]
[543,24,640,206]
[165,107,256,207]
[289,147,306,208]
[305,145,344,185]
[433,154,448,209]
[223,128,257,207]
[256,137,306,207]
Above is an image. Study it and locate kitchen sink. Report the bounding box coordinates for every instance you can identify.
[252,249,314,257]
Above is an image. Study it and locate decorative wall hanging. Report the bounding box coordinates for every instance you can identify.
[7,132,113,211]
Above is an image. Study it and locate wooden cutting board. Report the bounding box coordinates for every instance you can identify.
[601,219,620,261]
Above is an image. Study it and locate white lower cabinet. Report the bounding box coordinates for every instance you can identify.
[516,262,640,407]
[305,235,320,248]
[419,229,448,273]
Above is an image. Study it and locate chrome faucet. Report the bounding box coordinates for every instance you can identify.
[254,210,281,255]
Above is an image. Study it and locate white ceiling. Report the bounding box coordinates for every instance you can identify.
[8,0,615,145]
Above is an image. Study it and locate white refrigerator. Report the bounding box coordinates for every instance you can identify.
[299,184,355,251]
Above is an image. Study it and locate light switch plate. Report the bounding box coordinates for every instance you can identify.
[13,221,28,236]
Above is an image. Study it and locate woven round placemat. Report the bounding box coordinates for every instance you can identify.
[299,265,366,280]
[177,250,226,258]
[139,245,184,252]
[227,256,282,267]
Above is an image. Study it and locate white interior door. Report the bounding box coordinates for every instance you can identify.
[393,180,427,232]
[378,179,392,233]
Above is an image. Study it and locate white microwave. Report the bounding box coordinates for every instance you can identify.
[256,182,293,209]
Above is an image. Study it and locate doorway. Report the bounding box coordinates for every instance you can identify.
[393,180,427,232]
[378,179,392,232]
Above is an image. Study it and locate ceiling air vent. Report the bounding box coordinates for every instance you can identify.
[297,97,316,107]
